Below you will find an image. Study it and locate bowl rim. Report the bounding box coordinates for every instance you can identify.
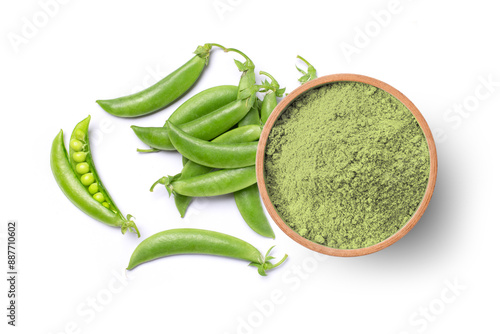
[256,73,438,257]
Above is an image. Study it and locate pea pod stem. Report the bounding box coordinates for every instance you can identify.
[297,55,315,69]
[126,228,288,276]
[258,71,284,124]
[296,55,318,85]
[210,43,258,101]
[208,44,253,66]
[249,246,288,275]
[258,71,285,97]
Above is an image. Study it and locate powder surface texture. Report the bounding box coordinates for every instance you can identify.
[265,81,430,249]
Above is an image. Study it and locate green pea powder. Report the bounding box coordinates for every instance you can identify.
[265,81,430,249]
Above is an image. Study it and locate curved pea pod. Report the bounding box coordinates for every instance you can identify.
[230,112,275,239]
[173,125,262,217]
[151,166,256,197]
[131,98,253,151]
[127,228,287,276]
[50,116,140,237]
[96,44,212,118]
[167,122,257,169]
[211,125,261,144]
[167,85,239,125]
[260,91,277,125]
[234,185,275,239]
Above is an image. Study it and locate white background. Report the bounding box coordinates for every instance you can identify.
[1,0,499,333]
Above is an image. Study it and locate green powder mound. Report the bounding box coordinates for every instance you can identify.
[265,81,430,249]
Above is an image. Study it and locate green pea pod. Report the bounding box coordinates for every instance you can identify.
[258,71,284,124]
[231,94,275,239]
[131,98,252,151]
[211,125,261,144]
[167,85,238,125]
[151,166,256,197]
[50,116,140,237]
[127,228,287,276]
[135,85,239,153]
[238,97,262,127]
[167,122,257,169]
[96,44,212,118]
[234,185,275,239]
[261,92,277,125]
[173,125,262,217]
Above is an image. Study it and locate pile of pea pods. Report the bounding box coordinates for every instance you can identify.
[51,43,317,276]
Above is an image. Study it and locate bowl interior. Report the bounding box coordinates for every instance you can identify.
[256,74,438,257]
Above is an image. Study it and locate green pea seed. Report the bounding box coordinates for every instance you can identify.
[76,162,90,174]
[72,152,86,163]
[102,202,110,208]
[93,192,105,202]
[88,183,99,194]
[70,139,83,151]
[81,173,95,186]
[74,129,86,141]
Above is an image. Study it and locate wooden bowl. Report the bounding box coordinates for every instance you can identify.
[256,74,438,257]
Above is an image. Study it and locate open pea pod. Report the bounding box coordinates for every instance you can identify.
[50,116,140,237]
